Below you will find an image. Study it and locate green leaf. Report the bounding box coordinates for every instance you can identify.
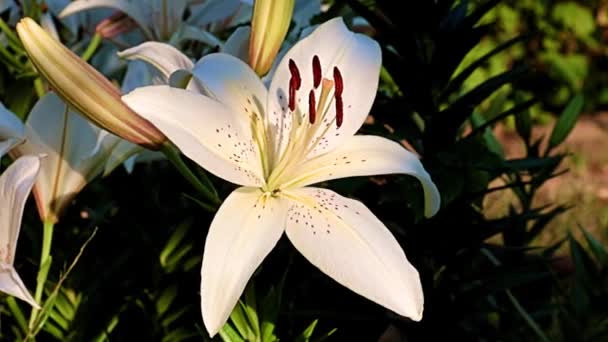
[242,284,261,337]
[514,93,532,144]
[229,301,255,340]
[578,225,608,267]
[294,319,319,342]
[444,35,527,98]
[159,219,193,269]
[548,94,584,150]
[219,322,246,342]
[156,285,178,316]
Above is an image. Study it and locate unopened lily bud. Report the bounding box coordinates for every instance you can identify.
[95,11,137,39]
[249,0,294,76]
[16,18,166,150]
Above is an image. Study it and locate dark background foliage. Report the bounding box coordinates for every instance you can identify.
[1,0,607,341]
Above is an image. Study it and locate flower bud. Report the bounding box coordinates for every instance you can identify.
[249,0,294,76]
[95,11,138,39]
[16,17,166,150]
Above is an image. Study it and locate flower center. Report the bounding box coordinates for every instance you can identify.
[266,56,345,191]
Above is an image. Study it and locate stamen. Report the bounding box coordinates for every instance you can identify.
[317,78,334,116]
[308,90,316,124]
[288,59,301,90]
[335,95,344,128]
[312,55,322,88]
[288,77,297,111]
[333,67,343,97]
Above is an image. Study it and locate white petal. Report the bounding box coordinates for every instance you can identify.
[12,93,106,222]
[281,135,440,218]
[191,53,267,121]
[201,187,287,336]
[0,156,40,265]
[118,42,194,80]
[170,24,223,48]
[221,26,250,63]
[102,139,142,177]
[121,60,155,93]
[122,86,265,187]
[267,17,381,162]
[284,187,423,320]
[150,0,187,41]
[59,0,154,39]
[0,103,25,158]
[0,265,39,308]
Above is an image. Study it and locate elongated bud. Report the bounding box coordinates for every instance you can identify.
[16,18,166,150]
[95,11,137,39]
[249,0,295,76]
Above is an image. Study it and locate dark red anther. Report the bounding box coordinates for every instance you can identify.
[335,95,344,128]
[333,67,343,97]
[308,90,316,124]
[288,59,301,90]
[288,77,297,111]
[312,55,322,88]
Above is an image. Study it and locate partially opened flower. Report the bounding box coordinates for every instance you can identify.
[122,18,441,336]
[0,103,25,158]
[0,155,41,308]
[8,93,134,223]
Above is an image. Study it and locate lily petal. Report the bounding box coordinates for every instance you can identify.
[0,156,40,265]
[11,93,107,223]
[201,187,287,336]
[191,53,267,120]
[0,103,25,158]
[222,26,251,63]
[118,42,194,81]
[150,0,187,41]
[281,135,440,218]
[284,187,423,320]
[0,155,40,308]
[59,0,154,38]
[59,0,154,39]
[0,265,39,308]
[122,86,265,187]
[267,17,381,161]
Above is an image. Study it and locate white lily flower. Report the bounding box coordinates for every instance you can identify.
[0,103,25,158]
[0,155,41,308]
[8,93,134,223]
[122,18,441,336]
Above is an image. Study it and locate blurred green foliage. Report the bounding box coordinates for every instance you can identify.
[0,0,606,341]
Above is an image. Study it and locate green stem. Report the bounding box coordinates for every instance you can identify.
[28,220,55,329]
[81,33,103,63]
[0,17,21,50]
[33,78,45,98]
[161,143,220,208]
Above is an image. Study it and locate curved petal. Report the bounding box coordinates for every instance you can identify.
[284,187,423,320]
[191,53,267,121]
[122,86,265,187]
[221,26,251,63]
[0,103,25,158]
[280,135,440,218]
[0,265,39,308]
[0,156,40,265]
[201,187,287,336]
[59,0,154,39]
[118,42,194,80]
[12,93,105,222]
[267,17,381,162]
[150,0,187,41]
